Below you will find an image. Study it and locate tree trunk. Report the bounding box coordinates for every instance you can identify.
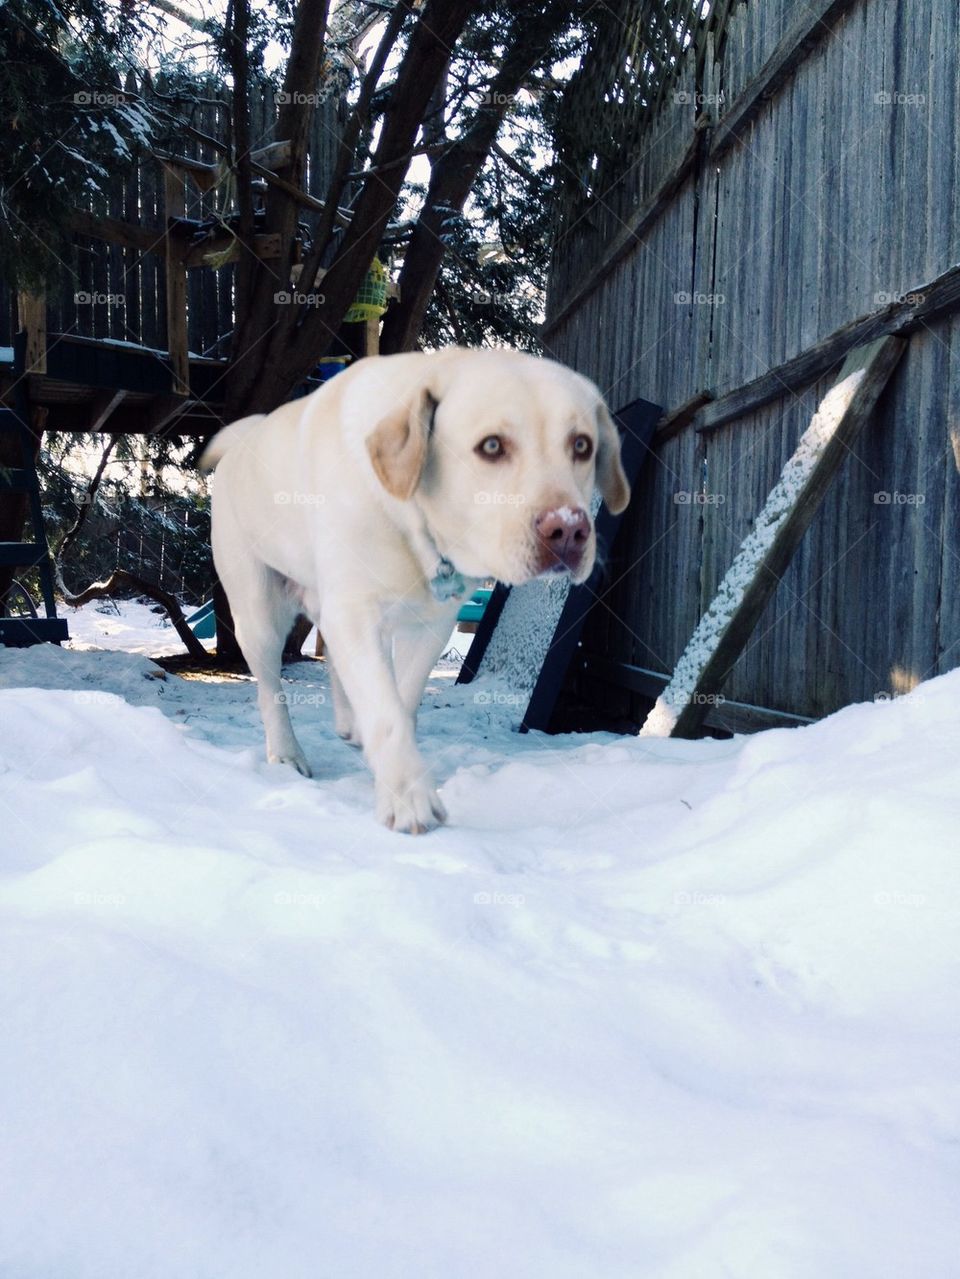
[220,0,479,422]
[212,576,241,662]
[381,24,559,354]
[283,612,313,660]
[229,0,332,400]
[56,435,117,564]
[213,0,477,658]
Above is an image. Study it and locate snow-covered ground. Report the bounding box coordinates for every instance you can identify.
[64,598,473,663]
[64,597,216,656]
[1,608,958,1277]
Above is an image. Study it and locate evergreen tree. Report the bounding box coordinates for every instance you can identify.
[0,0,155,289]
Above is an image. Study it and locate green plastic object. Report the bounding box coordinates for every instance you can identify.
[186,598,216,640]
[456,587,492,624]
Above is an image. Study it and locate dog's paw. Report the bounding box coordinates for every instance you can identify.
[332,698,361,747]
[377,779,447,835]
[268,748,313,778]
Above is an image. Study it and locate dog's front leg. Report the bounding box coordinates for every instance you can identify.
[321,602,447,834]
[393,606,461,720]
[328,662,362,747]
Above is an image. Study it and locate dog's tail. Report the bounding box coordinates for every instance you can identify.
[197,414,267,472]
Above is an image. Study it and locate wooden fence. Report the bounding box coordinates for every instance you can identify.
[544,0,960,723]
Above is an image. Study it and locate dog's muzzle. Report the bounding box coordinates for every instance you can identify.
[533,505,591,575]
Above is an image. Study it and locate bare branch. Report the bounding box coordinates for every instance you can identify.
[57,436,118,564]
[492,140,537,183]
[291,0,409,307]
[141,0,218,36]
[60,569,208,661]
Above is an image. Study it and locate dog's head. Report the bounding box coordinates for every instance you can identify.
[365,350,629,586]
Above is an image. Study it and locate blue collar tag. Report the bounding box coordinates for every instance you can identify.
[430,557,467,602]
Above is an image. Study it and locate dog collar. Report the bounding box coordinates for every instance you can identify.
[411,512,468,602]
[429,556,468,602]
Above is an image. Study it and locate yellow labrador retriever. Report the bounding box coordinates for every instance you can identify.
[200,348,629,833]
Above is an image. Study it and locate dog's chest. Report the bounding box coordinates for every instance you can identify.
[380,586,447,630]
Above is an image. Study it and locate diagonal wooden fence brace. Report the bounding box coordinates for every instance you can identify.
[640,335,907,739]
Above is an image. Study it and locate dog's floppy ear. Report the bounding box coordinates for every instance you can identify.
[595,401,630,514]
[366,387,437,500]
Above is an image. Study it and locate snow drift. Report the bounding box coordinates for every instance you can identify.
[0,638,958,1277]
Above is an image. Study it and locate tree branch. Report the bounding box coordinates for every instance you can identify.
[60,569,208,660]
[380,13,555,353]
[141,0,219,35]
[226,0,258,334]
[224,0,478,416]
[289,0,409,315]
[285,0,478,371]
[57,436,118,565]
[492,139,536,182]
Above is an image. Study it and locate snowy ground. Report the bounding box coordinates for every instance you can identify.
[63,596,216,656]
[1,606,958,1277]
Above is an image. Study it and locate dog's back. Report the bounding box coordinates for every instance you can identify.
[198,414,267,473]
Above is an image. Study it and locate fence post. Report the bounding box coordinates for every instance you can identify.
[163,163,190,395]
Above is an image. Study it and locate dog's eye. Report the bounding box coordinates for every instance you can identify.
[477,435,506,460]
[572,434,594,460]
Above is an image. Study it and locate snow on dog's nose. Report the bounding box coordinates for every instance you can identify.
[534,504,591,574]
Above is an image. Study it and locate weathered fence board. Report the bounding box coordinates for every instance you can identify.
[548,0,960,723]
[641,336,905,737]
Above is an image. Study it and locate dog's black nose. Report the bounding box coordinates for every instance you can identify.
[534,505,590,572]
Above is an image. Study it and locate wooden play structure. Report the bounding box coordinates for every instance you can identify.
[0,76,396,645]
[0,77,358,438]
